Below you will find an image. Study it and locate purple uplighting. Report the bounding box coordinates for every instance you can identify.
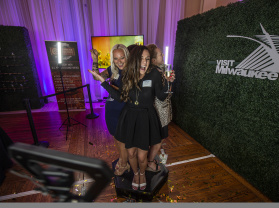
[0,0,185,101]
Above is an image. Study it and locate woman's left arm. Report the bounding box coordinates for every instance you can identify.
[154,69,168,101]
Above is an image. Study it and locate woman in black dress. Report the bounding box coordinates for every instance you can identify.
[88,45,173,191]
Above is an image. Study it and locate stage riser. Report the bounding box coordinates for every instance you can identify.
[112,157,169,202]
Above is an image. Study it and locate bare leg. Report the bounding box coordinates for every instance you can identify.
[160,139,165,150]
[128,147,139,189]
[113,137,121,153]
[115,139,128,166]
[113,138,121,168]
[127,147,138,172]
[138,149,148,190]
[147,142,162,171]
[114,139,129,175]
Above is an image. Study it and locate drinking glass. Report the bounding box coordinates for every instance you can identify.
[164,64,173,93]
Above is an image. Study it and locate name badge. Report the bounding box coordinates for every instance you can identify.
[142,80,152,87]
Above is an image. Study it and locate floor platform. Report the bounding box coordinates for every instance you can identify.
[112,156,168,202]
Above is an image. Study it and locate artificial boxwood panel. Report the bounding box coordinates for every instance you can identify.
[173,0,279,201]
[0,26,44,111]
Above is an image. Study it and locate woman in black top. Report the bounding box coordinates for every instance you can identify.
[88,45,173,191]
[146,44,175,172]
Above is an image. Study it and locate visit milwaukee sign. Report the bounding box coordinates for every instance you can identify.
[215,24,279,81]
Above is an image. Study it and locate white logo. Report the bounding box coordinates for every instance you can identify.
[215,24,279,81]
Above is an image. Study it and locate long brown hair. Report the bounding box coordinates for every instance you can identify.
[121,45,151,102]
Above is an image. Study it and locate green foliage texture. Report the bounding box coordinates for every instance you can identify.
[172,0,279,201]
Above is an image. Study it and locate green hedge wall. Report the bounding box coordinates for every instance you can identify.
[173,0,279,201]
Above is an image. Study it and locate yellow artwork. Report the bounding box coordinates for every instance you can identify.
[92,35,144,69]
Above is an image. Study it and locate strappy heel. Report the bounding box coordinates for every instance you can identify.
[146,159,161,172]
[139,171,146,191]
[114,162,130,176]
[115,158,122,170]
[132,171,139,190]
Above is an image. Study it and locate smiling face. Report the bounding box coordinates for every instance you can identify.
[113,49,127,70]
[139,49,151,78]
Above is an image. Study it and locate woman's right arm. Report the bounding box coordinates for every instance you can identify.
[90,49,110,80]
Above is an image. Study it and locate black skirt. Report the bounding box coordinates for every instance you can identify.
[114,104,163,151]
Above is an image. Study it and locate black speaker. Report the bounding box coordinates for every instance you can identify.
[0,26,44,111]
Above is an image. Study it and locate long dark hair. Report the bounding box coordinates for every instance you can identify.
[121,45,151,102]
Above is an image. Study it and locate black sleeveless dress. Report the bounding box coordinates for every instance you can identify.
[101,67,168,151]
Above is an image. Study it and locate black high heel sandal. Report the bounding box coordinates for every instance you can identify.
[146,159,161,172]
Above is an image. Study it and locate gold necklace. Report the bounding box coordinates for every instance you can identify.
[134,88,139,105]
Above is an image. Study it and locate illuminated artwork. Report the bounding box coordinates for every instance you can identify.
[91,35,144,68]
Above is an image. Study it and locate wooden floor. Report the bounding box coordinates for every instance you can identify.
[0,103,271,203]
